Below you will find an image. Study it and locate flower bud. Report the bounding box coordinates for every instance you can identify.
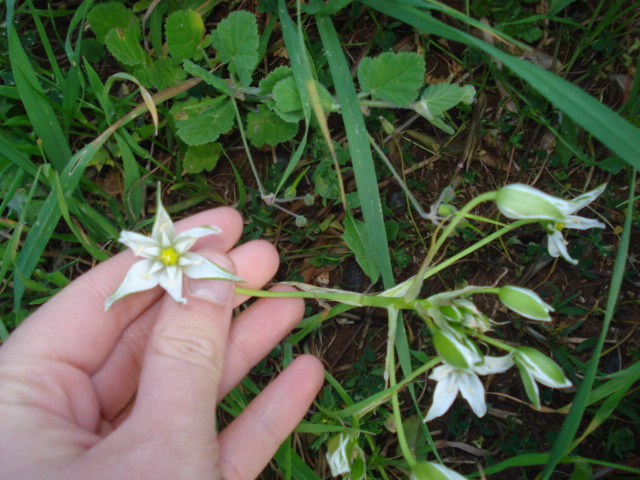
[498,286,554,321]
[432,328,482,370]
[460,84,476,105]
[515,347,571,389]
[410,461,467,480]
[495,184,567,221]
[325,433,353,476]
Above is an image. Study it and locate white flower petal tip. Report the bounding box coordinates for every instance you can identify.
[105,189,243,311]
[498,286,554,321]
[411,461,468,480]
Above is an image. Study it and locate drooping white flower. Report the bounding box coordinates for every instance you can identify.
[424,355,514,422]
[325,433,366,479]
[105,189,242,310]
[514,347,572,409]
[495,183,606,264]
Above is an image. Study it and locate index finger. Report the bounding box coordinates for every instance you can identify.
[1,207,244,375]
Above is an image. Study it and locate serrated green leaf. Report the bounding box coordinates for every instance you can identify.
[342,213,380,283]
[147,57,187,90]
[258,65,293,95]
[358,51,425,106]
[272,76,305,122]
[87,2,135,44]
[172,97,235,145]
[182,60,233,96]
[246,107,299,147]
[184,142,223,173]
[272,77,334,122]
[313,158,341,200]
[420,82,465,116]
[166,10,204,60]
[105,22,148,66]
[210,10,259,86]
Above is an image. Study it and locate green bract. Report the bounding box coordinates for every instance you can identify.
[498,286,554,321]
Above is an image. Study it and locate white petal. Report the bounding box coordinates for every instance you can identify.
[151,194,177,245]
[118,231,160,258]
[180,252,243,281]
[474,355,514,375]
[567,183,606,212]
[563,215,606,230]
[178,225,222,239]
[159,265,186,303]
[458,371,487,417]
[546,230,577,265]
[105,259,160,310]
[425,368,459,421]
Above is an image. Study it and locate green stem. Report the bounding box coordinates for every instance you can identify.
[234,286,412,309]
[422,218,531,282]
[475,332,516,353]
[405,191,498,301]
[229,96,266,198]
[388,324,417,469]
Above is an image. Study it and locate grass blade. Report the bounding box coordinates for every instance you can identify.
[315,14,394,288]
[540,168,636,477]
[8,25,71,171]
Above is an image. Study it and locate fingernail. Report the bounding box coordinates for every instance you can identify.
[187,252,235,306]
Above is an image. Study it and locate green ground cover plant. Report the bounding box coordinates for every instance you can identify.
[1,0,639,477]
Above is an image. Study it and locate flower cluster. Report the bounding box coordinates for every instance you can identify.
[422,285,570,422]
[105,189,242,310]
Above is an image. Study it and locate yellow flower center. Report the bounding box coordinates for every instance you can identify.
[555,222,566,231]
[160,247,180,266]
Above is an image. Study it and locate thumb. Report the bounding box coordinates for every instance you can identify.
[132,249,236,436]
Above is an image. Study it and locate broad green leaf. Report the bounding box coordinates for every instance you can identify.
[148,57,187,90]
[358,51,425,106]
[273,77,335,122]
[105,22,148,66]
[166,10,204,60]
[210,10,259,86]
[342,213,380,283]
[420,82,465,117]
[87,1,135,44]
[172,97,235,145]
[272,76,305,122]
[245,107,299,147]
[313,158,342,200]
[182,60,233,96]
[184,142,223,173]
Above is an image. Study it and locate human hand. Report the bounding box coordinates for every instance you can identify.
[0,207,324,479]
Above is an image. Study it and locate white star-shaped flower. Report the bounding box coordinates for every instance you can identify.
[105,189,242,310]
[424,355,514,422]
